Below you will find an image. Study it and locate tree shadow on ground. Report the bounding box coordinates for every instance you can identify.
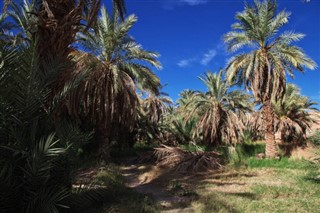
[120,159,259,212]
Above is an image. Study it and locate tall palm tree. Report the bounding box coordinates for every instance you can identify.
[274,83,318,144]
[4,0,126,18]
[4,0,125,96]
[188,70,252,146]
[70,7,161,160]
[224,0,316,157]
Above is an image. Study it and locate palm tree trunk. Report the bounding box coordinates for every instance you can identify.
[99,126,111,162]
[262,99,278,158]
[275,131,282,145]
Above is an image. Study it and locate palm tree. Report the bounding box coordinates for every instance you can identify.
[273,83,318,145]
[188,70,252,146]
[0,41,102,213]
[0,12,14,46]
[4,0,126,17]
[224,0,316,157]
[4,0,126,97]
[170,115,199,146]
[70,7,161,160]
[177,89,197,107]
[135,92,172,145]
[142,92,172,125]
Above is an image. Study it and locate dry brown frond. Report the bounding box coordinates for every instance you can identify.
[154,145,223,173]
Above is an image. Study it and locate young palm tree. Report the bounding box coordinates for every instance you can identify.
[224,0,316,157]
[274,83,318,144]
[188,70,252,146]
[71,7,161,160]
[170,115,199,146]
[0,41,105,212]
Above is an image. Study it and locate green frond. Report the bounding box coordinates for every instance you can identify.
[224,0,317,103]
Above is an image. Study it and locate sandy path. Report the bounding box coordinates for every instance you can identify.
[120,163,194,212]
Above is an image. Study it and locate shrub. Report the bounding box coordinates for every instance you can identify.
[309,130,320,146]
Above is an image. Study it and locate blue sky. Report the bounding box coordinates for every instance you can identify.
[104,0,320,104]
[1,0,318,104]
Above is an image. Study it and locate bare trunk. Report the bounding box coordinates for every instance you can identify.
[99,126,111,162]
[275,131,282,145]
[262,99,278,158]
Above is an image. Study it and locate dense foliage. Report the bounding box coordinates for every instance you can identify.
[0,0,318,212]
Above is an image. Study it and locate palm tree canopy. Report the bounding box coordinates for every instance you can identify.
[188,70,253,145]
[142,93,172,124]
[224,0,316,103]
[77,6,161,94]
[273,83,319,141]
[70,6,161,130]
[3,0,125,17]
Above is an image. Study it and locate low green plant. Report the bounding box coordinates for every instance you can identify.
[226,146,247,168]
[241,143,265,157]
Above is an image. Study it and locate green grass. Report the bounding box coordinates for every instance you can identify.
[189,157,320,213]
[247,157,314,169]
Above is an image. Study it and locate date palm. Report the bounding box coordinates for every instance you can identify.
[274,83,318,145]
[188,70,252,146]
[171,115,199,146]
[4,0,125,95]
[71,7,161,160]
[224,0,316,157]
[136,93,172,144]
[177,89,197,107]
[142,93,172,125]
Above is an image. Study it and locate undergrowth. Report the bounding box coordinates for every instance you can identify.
[309,130,320,146]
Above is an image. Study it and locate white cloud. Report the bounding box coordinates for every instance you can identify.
[179,0,208,6]
[177,59,191,67]
[201,49,217,65]
[177,45,221,68]
[163,0,208,9]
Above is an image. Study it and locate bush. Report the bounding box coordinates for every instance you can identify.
[225,146,247,168]
[309,130,320,146]
[241,143,265,157]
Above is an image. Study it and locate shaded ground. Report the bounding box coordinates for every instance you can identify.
[119,157,320,213]
[120,160,195,212]
[74,145,320,212]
